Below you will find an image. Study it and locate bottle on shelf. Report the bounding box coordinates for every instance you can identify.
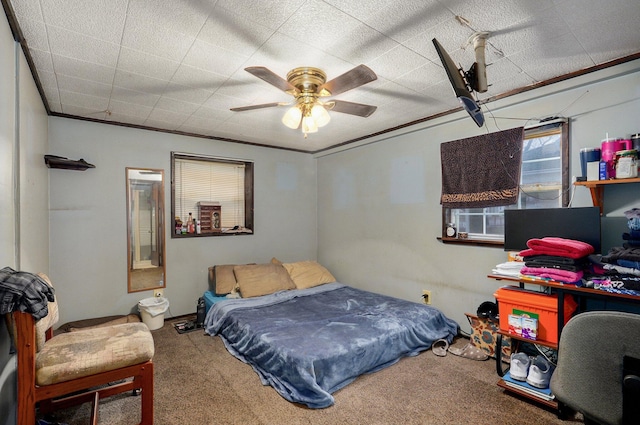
[195,219,201,234]
[187,212,194,233]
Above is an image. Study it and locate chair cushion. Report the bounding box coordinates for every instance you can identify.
[36,322,154,386]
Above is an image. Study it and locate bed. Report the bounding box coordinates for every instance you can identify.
[203,261,459,408]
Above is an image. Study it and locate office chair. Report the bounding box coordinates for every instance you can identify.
[550,311,640,425]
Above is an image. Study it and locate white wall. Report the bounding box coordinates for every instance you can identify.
[1,11,49,425]
[48,118,317,324]
[316,60,640,329]
[0,12,16,269]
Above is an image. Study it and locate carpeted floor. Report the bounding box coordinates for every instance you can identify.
[43,315,583,425]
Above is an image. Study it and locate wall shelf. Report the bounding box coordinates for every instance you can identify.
[44,155,95,171]
[574,177,640,213]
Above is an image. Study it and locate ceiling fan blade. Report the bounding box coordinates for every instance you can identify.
[244,66,298,94]
[230,102,288,112]
[327,100,377,117]
[318,64,377,96]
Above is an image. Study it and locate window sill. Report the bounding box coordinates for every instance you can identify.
[437,237,504,248]
[172,230,253,239]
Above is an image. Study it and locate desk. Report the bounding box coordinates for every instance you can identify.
[488,273,640,411]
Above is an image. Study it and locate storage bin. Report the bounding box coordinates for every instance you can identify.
[494,286,577,344]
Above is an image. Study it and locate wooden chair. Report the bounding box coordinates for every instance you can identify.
[9,273,155,425]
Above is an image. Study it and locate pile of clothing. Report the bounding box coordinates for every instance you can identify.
[518,237,595,284]
[586,208,640,293]
[0,267,54,319]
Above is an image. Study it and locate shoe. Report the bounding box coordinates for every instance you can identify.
[527,355,552,388]
[431,339,449,357]
[509,352,530,381]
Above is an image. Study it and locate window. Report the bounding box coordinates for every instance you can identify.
[443,120,569,243]
[171,152,254,237]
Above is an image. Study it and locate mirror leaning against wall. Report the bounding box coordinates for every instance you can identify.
[126,167,166,293]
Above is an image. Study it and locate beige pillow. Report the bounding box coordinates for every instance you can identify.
[283,261,336,289]
[213,265,239,295]
[233,263,296,298]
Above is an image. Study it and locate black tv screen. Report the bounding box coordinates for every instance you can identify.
[504,207,601,253]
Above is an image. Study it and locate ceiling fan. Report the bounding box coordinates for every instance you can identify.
[230,64,378,137]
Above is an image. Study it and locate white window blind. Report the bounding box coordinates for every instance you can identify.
[174,158,245,229]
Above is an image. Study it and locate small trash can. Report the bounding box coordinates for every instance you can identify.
[138,297,169,330]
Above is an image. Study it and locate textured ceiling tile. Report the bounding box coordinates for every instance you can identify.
[6,0,640,152]
[144,109,190,128]
[509,32,594,82]
[28,48,54,73]
[143,118,183,131]
[58,89,109,112]
[51,54,115,85]
[110,85,160,108]
[35,69,56,89]
[40,0,127,44]
[367,44,429,81]
[179,114,224,131]
[9,0,43,21]
[105,113,147,126]
[394,61,447,93]
[192,105,234,122]
[121,18,195,63]
[182,39,249,76]
[127,0,212,38]
[60,103,107,119]
[484,7,571,58]
[107,99,152,120]
[198,6,275,55]
[446,0,555,33]
[363,0,452,43]
[170,64,226,92]
[216,0,305,30]
[47,25,120,68]
[56,74,112,99]
[328,23,399,65]
[117,47,180,82]
[16,17,48,51]
[162,83,212,105]
[154,96,200,116]
[113,70,169,96]
[278,0,362,52]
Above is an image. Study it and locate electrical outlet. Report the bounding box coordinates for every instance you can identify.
[154,288,164,298]
[422,290,431,305]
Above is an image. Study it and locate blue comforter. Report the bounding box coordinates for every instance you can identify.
[204,283,458,408]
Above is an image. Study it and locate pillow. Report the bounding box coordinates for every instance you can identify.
[233,263,296,298]
[283,261,336,289]
[213,265,239,295]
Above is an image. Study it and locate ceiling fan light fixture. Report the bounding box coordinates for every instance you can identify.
[311,104,330,127]
[301,115,318,134]
[282,105,302,129]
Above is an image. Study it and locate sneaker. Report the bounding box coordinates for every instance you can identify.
[527,355,552,388]
[509,352,530,381]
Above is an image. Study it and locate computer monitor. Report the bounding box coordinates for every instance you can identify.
[504,207,601,253]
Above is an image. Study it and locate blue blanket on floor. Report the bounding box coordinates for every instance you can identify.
[204,283,458,408]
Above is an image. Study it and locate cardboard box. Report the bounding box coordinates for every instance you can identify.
[494,286,577,344]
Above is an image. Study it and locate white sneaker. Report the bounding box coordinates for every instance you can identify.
[509,352,530,381]
[527,355,552,388]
